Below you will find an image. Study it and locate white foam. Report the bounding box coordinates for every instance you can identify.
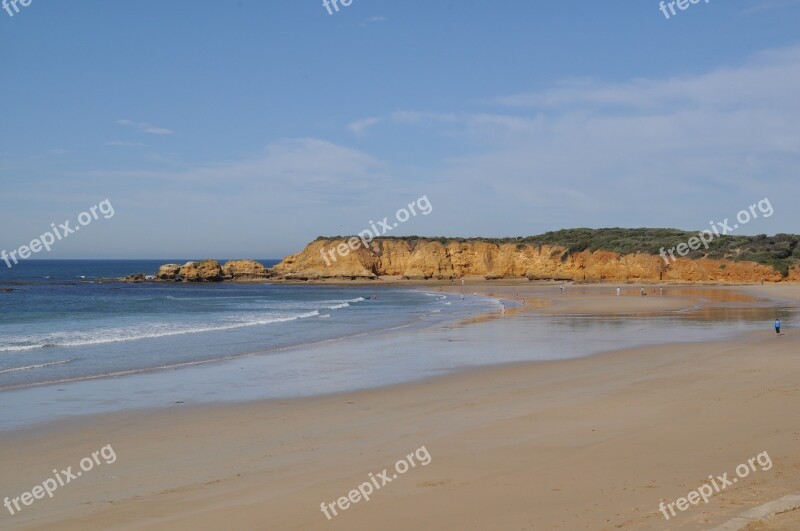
[0,311,322,352]
[0,344,48,353]
[321,297,365,304]
[0,359,71,374]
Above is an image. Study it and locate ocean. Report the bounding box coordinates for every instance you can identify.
[0,260,498,390]
[2,261,795,431]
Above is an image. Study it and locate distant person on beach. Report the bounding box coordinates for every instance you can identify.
[641,288,645,296]
[616,288,621,296]
[660,287,663,296]
[775,318,781,334]
[560,285,565,294]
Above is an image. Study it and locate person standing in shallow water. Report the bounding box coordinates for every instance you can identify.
[775,318,781,334]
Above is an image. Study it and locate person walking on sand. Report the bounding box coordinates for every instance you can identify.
[775,318,781,334]
[616,287,621,296]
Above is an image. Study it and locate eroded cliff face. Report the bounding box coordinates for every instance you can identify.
[272,238,800,283]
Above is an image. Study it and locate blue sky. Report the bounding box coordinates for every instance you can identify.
[1,0,799,259]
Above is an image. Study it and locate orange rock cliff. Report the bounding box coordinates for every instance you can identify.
[271,238,800,283]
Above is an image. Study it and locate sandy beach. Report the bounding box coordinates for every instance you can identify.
[6,3,799,530]
[1,283,799,530]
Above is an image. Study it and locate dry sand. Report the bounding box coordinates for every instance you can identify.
[2,283,799,530]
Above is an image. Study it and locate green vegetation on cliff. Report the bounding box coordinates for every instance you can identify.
[316,229,800,276]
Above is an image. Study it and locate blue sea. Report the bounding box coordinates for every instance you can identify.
[0,260,498,390]
[2,260,796,430]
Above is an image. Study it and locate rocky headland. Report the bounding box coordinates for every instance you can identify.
[124,230,800,284]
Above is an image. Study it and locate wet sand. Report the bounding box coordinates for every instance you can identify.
[1,283,798,530]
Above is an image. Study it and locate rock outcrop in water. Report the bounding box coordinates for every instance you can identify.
[154,260,223,282]
[146,259,271,282]
[222,260,272,280]
[157,263,182,280]
[181,260,224,282]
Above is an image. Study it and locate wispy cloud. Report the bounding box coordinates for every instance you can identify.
[351,44,800,234]
[27,148,69,161]
[346,111,462,138]
[494,46,800,113]
[116,119,175,136]
[20,44,799,254]
[105,140,145,147]
[37,138,402,256]
[79,138,388,198]
[348,111,459,132]
[360,16,387,26]
[390,111,458,125]
[739,0,800,15]
[347,116,382,134]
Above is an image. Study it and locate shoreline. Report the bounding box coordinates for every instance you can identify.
[0,283,764,431]
[3,329,799,530]
[1,284,797,530]
[121,276,800,285]
[0,287,490,394]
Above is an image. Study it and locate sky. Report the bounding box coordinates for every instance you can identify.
[1,0,799,259]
